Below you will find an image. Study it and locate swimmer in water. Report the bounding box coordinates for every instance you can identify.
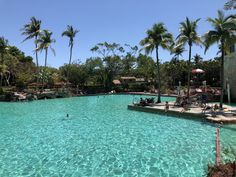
[66,114,69,118]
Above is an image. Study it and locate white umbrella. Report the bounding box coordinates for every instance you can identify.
[192,68,205,74]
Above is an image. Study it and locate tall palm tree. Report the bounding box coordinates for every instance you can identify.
[36,30,56,68]
[62,25,79,65]
[176,17,201,98]
[204,10,236,108]
[36,30,55,86]
[21,17,41,67]
[140,23,173,103]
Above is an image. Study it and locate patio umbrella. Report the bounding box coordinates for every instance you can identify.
[192,69,205,87]
[192,68,205,74]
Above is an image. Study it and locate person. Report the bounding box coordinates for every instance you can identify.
[66,114,69,118]
[165,101,169,112]
[211,104,219,117]
[214,104,219,111]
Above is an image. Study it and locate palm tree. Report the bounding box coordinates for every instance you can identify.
[140,23,173,103]
[193,54,203,65]
[21,17,41,67]
[171,44,185,60]
[62,25,79,65]
[36,30,55,86]
[176,17,201,98]
[36,30,56,68]
[204,10,236,108]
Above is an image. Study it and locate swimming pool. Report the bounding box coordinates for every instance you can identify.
[0,95,234,176]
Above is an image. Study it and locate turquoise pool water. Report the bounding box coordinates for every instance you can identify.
[0,95,228,176]
[221,125,236,162]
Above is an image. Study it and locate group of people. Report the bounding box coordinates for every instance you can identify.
[139,97,155,106]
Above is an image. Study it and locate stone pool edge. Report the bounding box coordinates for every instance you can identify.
[127,104,236,124]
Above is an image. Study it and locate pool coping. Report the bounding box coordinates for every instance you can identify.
[127,104,236,124]
[128,104,206,119]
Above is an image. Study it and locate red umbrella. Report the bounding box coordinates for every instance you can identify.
[192,68,205,74]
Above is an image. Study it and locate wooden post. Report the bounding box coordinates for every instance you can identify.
[216,128,221,166]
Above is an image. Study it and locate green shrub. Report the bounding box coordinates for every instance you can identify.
[16,79,26,91]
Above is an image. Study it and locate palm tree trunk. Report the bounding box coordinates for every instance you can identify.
[156,46,161,103]
[187,44,192,98]
[220,41,225,109]
[67,44,73,80]
[42,48,48,89]
[35,36,39,90]
[45,48,48,68]
[35,36,39,67]
[69,44,73,65]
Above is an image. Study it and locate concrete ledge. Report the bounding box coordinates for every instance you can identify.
[128,104,206,120]
[128,104,236,124]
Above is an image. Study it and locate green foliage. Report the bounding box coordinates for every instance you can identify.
[16,78,27,90]
[59,64,89,87]
[135,54,155,80]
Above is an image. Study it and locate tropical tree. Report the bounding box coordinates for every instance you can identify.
[0,64,9,86]
[193,54,203,65]
[36,30,55,86]
[136,54,155,81]
[62,25,79,65]
[21,17,41,67]
[91,42,124,90]
[204,10,236,108]
[122,45,138,75]
[176,17,201,98]
[0,37,8,64]
[140,23,173,103]
[170,44,185,60]
[91,42,125,59]
[36,30,56,68]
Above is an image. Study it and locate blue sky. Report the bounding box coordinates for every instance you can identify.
[0,0,231,68]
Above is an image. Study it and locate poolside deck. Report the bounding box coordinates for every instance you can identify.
[128,102,236,124]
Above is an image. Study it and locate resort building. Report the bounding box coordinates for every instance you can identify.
[224,44,236,101]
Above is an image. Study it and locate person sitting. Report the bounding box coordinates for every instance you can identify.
[165,101,169,112]
[146,97,154,104]
[210,104,219,117]
[139,98,146,106]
